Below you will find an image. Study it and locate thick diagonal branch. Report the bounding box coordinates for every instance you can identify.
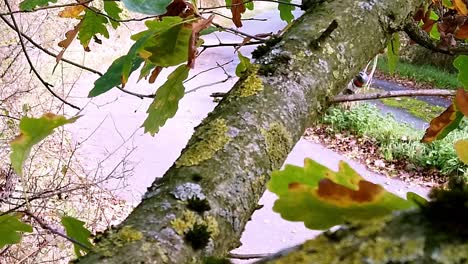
[78,0,423,263]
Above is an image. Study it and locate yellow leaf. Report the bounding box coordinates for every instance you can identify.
[454,140,468,164]
[58,5,86,18]
[454,0,468,15]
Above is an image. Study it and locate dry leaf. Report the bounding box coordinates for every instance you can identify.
[149,66,163,83]
[187,15,214,68]
[56,21,82,64]
[59,5,86,18]
[455,88,468,116]
[231,0,246,28]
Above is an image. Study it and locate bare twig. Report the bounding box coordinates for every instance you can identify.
[184,60,233,83]
[201,40,264,48]
[228,252,271,259]
[24,210,93,251]
[331,89,455,103]
[212,22,265,41]
[201,10,268,21]
[199,0,302,11]
[185,61,234,94]
[0,15,101,76]
[1,4,81,110]
[0,0,93,16]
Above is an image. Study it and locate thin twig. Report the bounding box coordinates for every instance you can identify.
[201,40,264,48]
[184,60,233,83]
[0,15,101,75]
[0,114,20,120]
[1,4,81,110]
[201,10,268,21]
[0,0,93,16]
[331,89,455,103]
[199,0,301,11]
[185,77,232,94]
[24,210,93,251]
[212,21,265,41]
[228,252,271,259]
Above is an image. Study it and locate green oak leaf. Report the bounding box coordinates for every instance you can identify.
[0,214,33,248]
[386,33,400,74]
[10,114,79,176]
[19,0,57,11]
[235,52,251,77]
[278,0,295,23]
[122,0,172,15]
[200,26,219,36]
[138,61,157,81]
[61,216,93,257]
[454,55,468,89]
[78,9,110,49]
[88,56,143,97]
[104,1,123,29]
[268,159,416,230]
[245,1,254,10]
[142,65,189,135]
[144,23,192,67]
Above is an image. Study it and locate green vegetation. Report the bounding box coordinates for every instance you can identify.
[321,104,468,176]
[380,97,445,122]
[377,58,459,89]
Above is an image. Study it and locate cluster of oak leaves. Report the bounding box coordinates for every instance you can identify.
[1,0,468,258]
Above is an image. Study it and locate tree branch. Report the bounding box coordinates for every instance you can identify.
[255,209,468,263]
[77,0,423,262]
[2,0,81,110]
[331,89,455,103]
[404,21,468,55]
[24,210,93,252]
[0,0,93,16]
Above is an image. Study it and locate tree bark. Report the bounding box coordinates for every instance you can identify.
[78,0,423,263]
[255,210,468,264]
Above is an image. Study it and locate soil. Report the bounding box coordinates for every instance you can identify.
[304,125,449,188]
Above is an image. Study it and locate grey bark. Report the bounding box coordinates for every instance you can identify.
[78,0,423,263]
[255,210,468,264]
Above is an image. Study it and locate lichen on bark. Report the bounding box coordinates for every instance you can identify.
[176,118,231,168]
[77,0,425,262]
[262,123,293,169]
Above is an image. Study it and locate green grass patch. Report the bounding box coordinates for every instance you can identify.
[380,97,445,122]
[320,103,468,177]
[378,58,459,90]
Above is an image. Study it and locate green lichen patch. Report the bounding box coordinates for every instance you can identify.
[94,226,143,257]
[176,118,230,167]
[171,210,198,236]
[237,65,264,98]
[271,225,425,263]
[262,123,293,169]
[170,210,220,250]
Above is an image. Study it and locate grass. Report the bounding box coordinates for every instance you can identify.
[380,97,445,122]
[320,103,468,177]
[377,58,460,90]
